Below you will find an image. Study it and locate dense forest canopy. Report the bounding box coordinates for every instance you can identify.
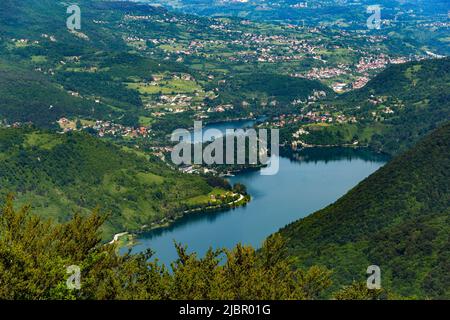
[0,127,229,239]
[1,196,382,300]
[0,0,448,301]
[280,122,450,298]
[289,57,450,156]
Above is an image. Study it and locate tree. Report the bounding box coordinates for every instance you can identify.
[233,183,247,195]
[0,196,336,300]
[333,282,386,300]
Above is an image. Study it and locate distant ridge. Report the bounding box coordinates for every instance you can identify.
[280,122,450,298]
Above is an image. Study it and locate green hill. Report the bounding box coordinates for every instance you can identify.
[279,122,450,298]
[299,58,450,156]
[0,0,349,130]
[0,1,186,128]
[346,57,450,155]
[0,60,119,128]
[0,127,231,239]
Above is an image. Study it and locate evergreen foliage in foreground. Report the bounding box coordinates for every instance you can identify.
[0,196,383,300]
[280,122,450,299]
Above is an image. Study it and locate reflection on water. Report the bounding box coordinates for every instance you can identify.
[286,147,390,164]
[140,206,239,240]
[128,147,388,267]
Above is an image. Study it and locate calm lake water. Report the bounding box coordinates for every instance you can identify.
[129,119,388,265]
[179,118,262,143]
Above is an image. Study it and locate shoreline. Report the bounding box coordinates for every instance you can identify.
[109,192,250,247]
[110,145,385,247]
[184,115,267,131]
[284,143,390,156]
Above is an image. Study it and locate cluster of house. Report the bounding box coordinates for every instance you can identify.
[0,121,31,129]
[12,33,61,48]
[150,94,194,110]
[308,90,328,102]
[207,104,234,113]
[370,108,395,122]
[289,49,412,92]
[149,146,174,161]
[143,18,329,65]
[136,73,207,111]
[368,96,387,106]
[293,52,411,91]
[352,76,370,89]
[366,96,398,121]
[356,55,389,73]
[302,111,357,125]
[124,14,157,22]
[12,38,41,46]
[420,21,450,28]
[34,67,55,76]
[267,108,357,129]
[233,34,323,64]
[291,91,328,108]
[41,34,57,42]
[303,66,349,80]
[96,122,150,138]
[357,54,416,75]
[289,112,360,149]
[292,128,310,139]
[57,118,150,138]
[179,165,218,175]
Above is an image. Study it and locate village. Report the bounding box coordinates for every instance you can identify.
[57,117,151,138]
[122,11,417,91]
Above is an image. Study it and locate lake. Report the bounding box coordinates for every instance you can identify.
[129,120,388,266]
[179,118,263,143]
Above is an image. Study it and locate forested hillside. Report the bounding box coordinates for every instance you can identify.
[280,122,450,298]
[0,0,332,130]
[297,58,450,156]
[347,57,450,155]
[1,195,391,299]
[0,1,178,128]
[0,61,119,127]
[0,128,232,239]
[0,0,448,302]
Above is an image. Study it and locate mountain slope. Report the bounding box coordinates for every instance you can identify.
[148,0,450,25]
[279,122,450,298]
[296,58,450,156]
[0,128,230,239]
[345,57,450,155]
[0,60,120,127]
[0,0,331,129]
[0,0,178,128]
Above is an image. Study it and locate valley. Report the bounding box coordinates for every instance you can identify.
[0,0,448,300]
[129,146,387,266]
